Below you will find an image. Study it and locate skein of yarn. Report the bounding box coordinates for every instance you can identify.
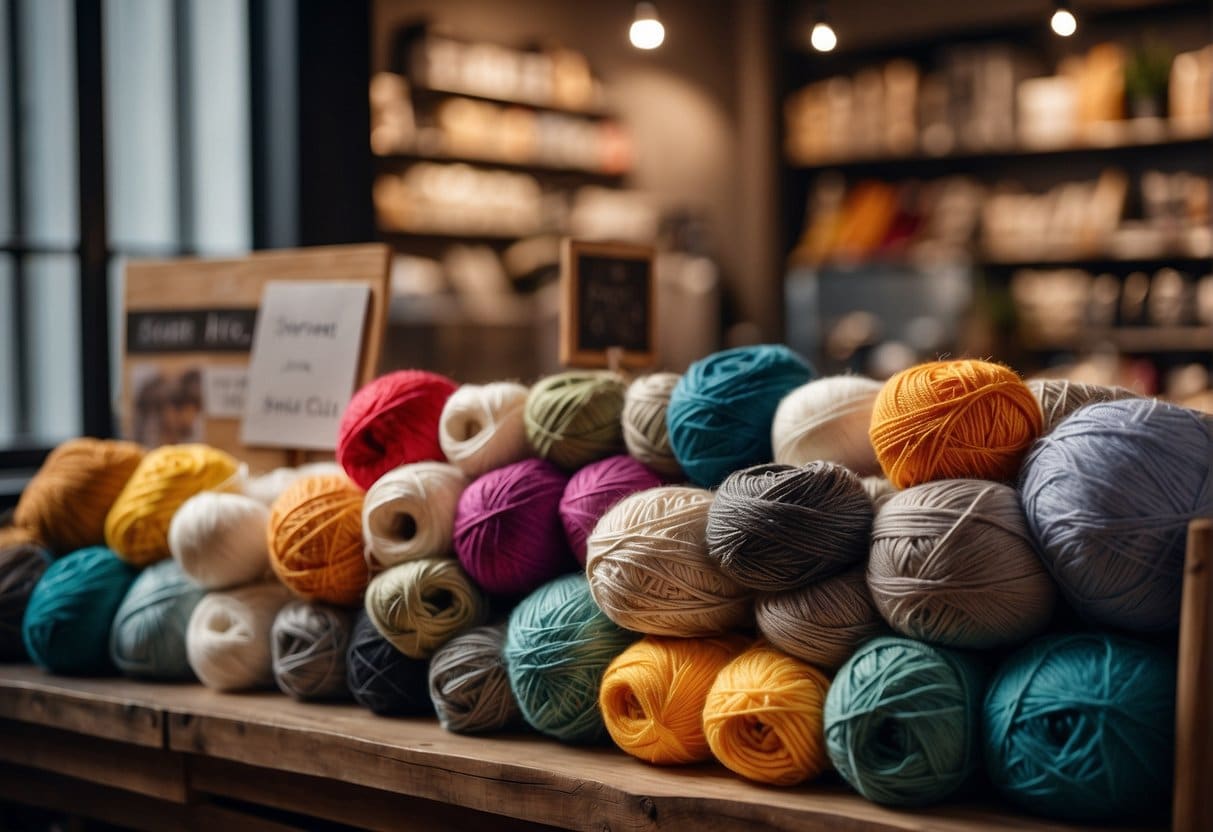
[559,455,662,565]
[505,574,637,744]
[524,371,627,470]
[1020,398,1213,631]
[703,644,832,786]
[772,375,883,475]
[364,557,489,659]
[186,581,292,691]
[983,633,1175,822]
[667,345,815,488]
[346,610,433,716]
[599,635,747,765]
[268,474,369,606]
[362,462,468,570]
[105,444,240,566]
[868,480,1056,648]
[337,369,458,490]
[109,559,206,680]
[824,636,985,807]
[271,601,354,700]
[707,462,872,591]
[869,360,1042,489]
[453,458,574,596]
[1027,378,1139,435]
[756,568,885,670]
[169,492,270,590]
[586,487,751,636]
[22,546,136,675]
[621,373,683,478]
[428,623,522,734]
[439,382,531,478]
[0,536,51,660]
[14,438,144,554]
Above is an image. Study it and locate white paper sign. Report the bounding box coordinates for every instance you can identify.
[241,281,370,450]
[203,366,249,418]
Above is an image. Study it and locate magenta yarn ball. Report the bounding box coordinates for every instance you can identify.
[454,459,575,596]
[559,456,663,565]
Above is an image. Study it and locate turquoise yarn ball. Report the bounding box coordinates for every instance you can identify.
[22,546,137,675]
[983,632,1175,821]
[505,573,637,743]
[667,345,815,488]
[824,636,985,807]
[109,559,206,680]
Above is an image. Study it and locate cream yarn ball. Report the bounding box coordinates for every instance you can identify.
[363,462,468,570]
[169,492,271,590]
[439,382,531,479]
[772,375,883,475]
[186,581,293,691]
[621,373,683,478]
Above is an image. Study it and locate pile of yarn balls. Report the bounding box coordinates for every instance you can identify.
[1,348,1205,825]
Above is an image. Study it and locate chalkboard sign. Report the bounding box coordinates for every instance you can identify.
[560,239,656,369]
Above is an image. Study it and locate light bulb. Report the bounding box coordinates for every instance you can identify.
[630,3,664,50]
[1051,8,1077,37]
[811,21,837,52]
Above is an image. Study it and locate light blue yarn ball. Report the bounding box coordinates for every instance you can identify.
[667,345,815,488]
[1020,398,1213,632]
[983,632,1175,821]
[109,558,206,680]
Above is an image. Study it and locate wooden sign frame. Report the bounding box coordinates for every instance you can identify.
[559,238,657,370]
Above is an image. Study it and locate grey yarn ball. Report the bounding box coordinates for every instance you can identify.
[271,601,354,700]
[428,623,522,734]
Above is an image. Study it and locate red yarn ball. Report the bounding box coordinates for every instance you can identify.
[454,459,575,596]
[337,370,457,490]
[559,455,663,565]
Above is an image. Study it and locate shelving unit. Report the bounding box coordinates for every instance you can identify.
[374,150,626,181]
[1022,325,1213,353]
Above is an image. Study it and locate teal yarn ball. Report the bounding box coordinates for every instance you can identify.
[667,345,815,488]
[983,633,1175,822]
[505,573,637,744]
[22,546,137,675]
[824,636,985,807]
[109,559,206,680]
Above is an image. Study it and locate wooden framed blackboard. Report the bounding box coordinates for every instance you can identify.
[559,239,656,369]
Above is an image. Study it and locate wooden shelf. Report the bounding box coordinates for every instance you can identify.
[411,83,613,120]
[374,150,627,181]
[1023,325,1213,354]
[378,228,536,246]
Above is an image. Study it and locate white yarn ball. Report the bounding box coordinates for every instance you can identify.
[243,462,344,505]
[169,492,271,590]
[772,375,883,475]
[186,581,292,691]
[622,373,683,478]
[439,382,531,478]
[363,462,469,570]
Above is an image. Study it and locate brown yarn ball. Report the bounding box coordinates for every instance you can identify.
[0,535,51,660]
[756,568,886,671]
[1027,379,1140,434]
[268,474,369,607]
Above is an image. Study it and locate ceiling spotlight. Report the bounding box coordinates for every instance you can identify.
[630,2,665,50]
[810,4,837,53]
[1051,2,1077,37]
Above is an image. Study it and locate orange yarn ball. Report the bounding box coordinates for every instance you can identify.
[869,360,1042,489]
[268,474,369,606]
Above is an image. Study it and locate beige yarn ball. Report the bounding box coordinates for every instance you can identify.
[586,486,751,636]
[364,557,489,659]
[756,568,886,670]
[861,476,896,510]
[362,462,468,570]
[772,375,883,475]
[439,382,531,478]
[169,492,271,590]
[186,581,293,691]
[1027,379,1140,434]
[621,373,683,478]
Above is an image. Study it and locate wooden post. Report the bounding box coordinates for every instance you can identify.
[1173,517,1212,832]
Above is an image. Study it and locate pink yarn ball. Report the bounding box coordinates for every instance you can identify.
[559,456,663,565]
[454,459,575,596]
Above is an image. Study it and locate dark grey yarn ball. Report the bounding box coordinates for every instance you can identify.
[428,623,522,734]
[272,601,355,700]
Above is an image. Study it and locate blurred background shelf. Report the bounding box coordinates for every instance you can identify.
[373,150,626,180]
[409,82,613,119]
[1022,326,1213,353]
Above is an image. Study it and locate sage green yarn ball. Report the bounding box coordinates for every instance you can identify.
[524,371,627,471]
[109,559,206,680]
[824,636,985,807]
[505,573,637,743]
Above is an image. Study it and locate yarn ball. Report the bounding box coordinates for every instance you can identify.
[505,574,637,744]
[586,486,751,636]
[861,475,897,509]
[439,381,531,478]
[599,634,747,765]
[869,360,1041,489]
[621,373,683,478]
[346,610,433,716]
[824,636,985,807]
[105,444,240,566]
[1020,398,1213,631]
[453,458,574,596]
[271,601,354,700]
[364,557,489,659]
[1027,378,1139,435]
[703,644,832,786]
[169,491,270,590]
[362,462,468,570]
[109,559,206,680]
[559,455,663,565]
[868,479,1056,648]
[772,375,883,475]
[337,369,458,490]
[186,581,292,691]
[524,371,627,471]
[983,633,1175,821]
[267,474,369,606]
[14,438,144,554]
[756,568,885,671]
[668,344,815,488]
[707,462,872,591]
[22,546,136,675]
[243,462,345,505]
[0,536,51,660]
[428,623,522,734]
